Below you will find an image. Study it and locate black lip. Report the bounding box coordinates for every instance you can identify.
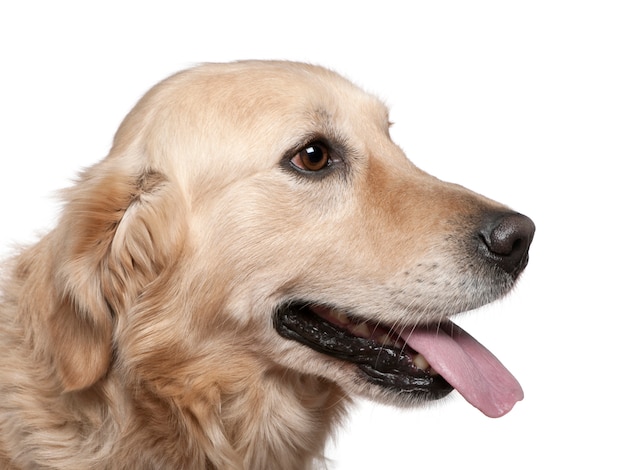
[274,303,454,398]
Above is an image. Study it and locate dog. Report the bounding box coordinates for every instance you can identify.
[0,61,534,469]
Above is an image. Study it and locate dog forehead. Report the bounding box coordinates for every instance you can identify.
[198,61,389,126]
[114,61,391,182]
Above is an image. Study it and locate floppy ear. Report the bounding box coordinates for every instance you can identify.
[49,160,187,391]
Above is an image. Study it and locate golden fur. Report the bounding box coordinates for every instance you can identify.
[1,61,527,469]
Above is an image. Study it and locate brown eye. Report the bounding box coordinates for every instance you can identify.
[291,143,330,172]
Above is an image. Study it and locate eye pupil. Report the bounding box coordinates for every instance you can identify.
[292,143,330,172]
[304,146,325,166]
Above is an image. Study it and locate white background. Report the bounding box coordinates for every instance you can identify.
[1,1,624,468]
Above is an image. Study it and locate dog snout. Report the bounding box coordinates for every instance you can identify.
[478,212,535,276]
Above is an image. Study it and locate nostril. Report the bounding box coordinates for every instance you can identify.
[484,214,533,256]
[479,212,535,276]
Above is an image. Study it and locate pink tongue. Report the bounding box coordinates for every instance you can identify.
[400,322,523,418]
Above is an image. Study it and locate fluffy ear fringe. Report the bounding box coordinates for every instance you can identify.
[49,162,187,391]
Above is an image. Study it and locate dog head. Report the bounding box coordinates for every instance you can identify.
[46,61,533,418]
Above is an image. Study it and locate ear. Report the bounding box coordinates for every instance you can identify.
[50,161,187,391]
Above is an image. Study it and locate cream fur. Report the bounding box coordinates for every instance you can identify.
[0,61,517,469]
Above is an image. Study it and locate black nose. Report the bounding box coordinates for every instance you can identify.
[478,212,535,276]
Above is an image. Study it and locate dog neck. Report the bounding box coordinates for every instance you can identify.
[120,363,349,468]
[1,242,349,469]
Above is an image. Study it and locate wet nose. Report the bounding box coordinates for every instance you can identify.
[478,212,535,276]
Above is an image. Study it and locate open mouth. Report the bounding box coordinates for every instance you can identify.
[274,302,524,418]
